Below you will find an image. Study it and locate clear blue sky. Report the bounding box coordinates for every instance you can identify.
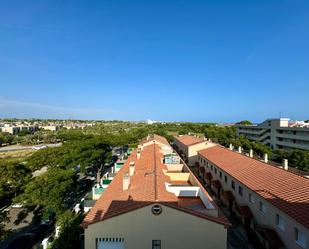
[0,0,308,122]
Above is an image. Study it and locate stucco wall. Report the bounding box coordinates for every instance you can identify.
[85,204,227,249]
[188,142,215,165]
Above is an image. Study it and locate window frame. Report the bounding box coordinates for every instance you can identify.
[249,193,255,203]
[259,201,266,214]
[231,180,235,190]
[276,214,285,231]
[152,240,161,249]
[295,228,306,248]
[238,186,243,196]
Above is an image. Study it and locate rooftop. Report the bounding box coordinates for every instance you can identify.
[81,135,228,228]
[199,145,309,229]
[174,135,204,146]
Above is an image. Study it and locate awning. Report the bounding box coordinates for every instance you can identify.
[257,227,283,248]
[212,180,221,188]
[223,190,234,200]
[204,172,212,180]
[238,205,253,218]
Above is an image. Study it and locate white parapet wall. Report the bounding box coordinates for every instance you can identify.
[165,183,200,197]
[165,163,184,172]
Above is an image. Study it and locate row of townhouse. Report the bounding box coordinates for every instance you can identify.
[174,134,309,249]
[81,134,230,249]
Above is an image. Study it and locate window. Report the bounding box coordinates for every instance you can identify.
[224,175,227,183]
[259,201,266,214]
[211,165,213,171]
[152,240,161,249]
[276,214,285,231]
[231,180,235,190]
[295,228,306,248]
[238,186,243,196]
[219,172,222,179]
[214,168,217,174]
[249,193,254,203]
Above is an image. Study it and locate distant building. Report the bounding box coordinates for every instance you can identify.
[236,118,309,150]
[173,135,215,165]
[41,125,61,131]
[1,125,38,134]
[81,135,229,249]
[145,119,157,124]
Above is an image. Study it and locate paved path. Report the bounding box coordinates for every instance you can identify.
[0,143,62,152]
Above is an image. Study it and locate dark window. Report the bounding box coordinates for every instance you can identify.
[231,180,235,190]
[211,165,213,171]
[214,168,217,174]
[238,186,243,196]
[224,175,227,183]
[219,172,222,179]
[152,240,161,249]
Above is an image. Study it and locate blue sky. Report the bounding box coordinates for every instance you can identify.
[0,0,308,122]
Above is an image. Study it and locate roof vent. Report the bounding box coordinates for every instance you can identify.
[238,146,242,153]
[249,149,253,158]
[264,153,268,163]
[123,172,130,190]
[283,159,288,170]
[137,150,141,159]
[229,144,233,150]
[129,161,135,176]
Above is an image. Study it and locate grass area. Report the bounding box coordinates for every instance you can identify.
[0,150,35,161]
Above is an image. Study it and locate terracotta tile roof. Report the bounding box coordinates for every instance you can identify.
[174,135,204,146]
[81,138,229,228]
[199,145,309,229]
[140,134,170,146]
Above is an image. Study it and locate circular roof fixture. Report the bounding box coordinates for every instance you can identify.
[151,205,162,215]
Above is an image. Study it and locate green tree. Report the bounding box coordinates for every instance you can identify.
[16,168,76,216]
[236,120,253,125]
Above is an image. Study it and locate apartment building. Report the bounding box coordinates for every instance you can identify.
[81,135,229,249]
[173,135,215,165]
[236,118,309,150]
[40,125,61,131]
[1,125,38,134]
[197,145,309,249]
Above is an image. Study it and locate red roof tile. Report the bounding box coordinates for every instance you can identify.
[81,139,229,228]
[174,135,204,146]
[199,145,309,229]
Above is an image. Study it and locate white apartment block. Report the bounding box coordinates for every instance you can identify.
[236,118,309,150]
[1,125,38,134]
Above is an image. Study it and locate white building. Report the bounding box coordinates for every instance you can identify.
[236,118,309,150]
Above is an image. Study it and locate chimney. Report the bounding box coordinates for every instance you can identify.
[249,149,253,158]
[137,150,141,159]
[238,146,242,153]
[264,153,268,163]
[229,144,233,150]
[283,159,288,170]
[123,172,130,190]
[129,161,135,176]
